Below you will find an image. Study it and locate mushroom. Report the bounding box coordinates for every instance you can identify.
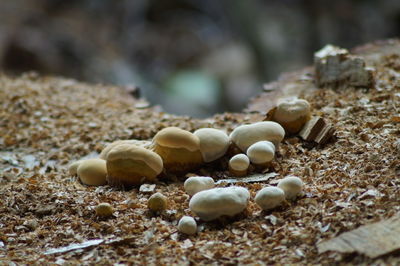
[95,203,113,217]
[193,128,230,163]
[271,98,311,135]
[68,160,83,176]
[246,141,275,168]
[76,158,107,186]
[255,186,285,211]
[106,143,163,187]
[100,139,151,160]
[229,154,250,177]
[184,176,215,196]
[229,121,285,152]
[151,127,203,173]
[277,176,303,200]
[178,216,197,235]
[147,192,168,212]
[189,186,250,221]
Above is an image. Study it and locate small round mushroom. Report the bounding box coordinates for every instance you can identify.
[147,192,168,212]
[178,216,197,235]
[77,158,107,186]
[100,139,151,160]
[193,128,230,163]
[272,98,311,135]
[277,176,303,200]
[229,121,285,152]
[189,186,250,221]
[229,154,250,177]
[95,203,113,217]
[184,176,215,196]
[246,141,275,168]
[255,186,285,211]
[151,127,203,173]
[68,160,83,176]
[106,144,163,187]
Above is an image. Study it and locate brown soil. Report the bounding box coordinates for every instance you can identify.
[1,40,399,265]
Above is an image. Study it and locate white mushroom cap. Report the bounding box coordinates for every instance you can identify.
[184,176,215,196]
[189,186,250,221]
[77,158,107,186]
[255,186,285,211]
[229,154,250,171]
[277,176,303,200]
[229,121,285,152]
[178,216,197,235]
[246,141,275,164]
[194,128,229,162]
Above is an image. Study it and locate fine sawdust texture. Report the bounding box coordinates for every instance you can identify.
[1,40,400,264]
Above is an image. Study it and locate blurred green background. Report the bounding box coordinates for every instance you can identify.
[1,0,399,117]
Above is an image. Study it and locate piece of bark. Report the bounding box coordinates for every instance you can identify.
[314,44,374,89]
[299,117,334,145]
[314,124,335,144]
[317,214,400,258]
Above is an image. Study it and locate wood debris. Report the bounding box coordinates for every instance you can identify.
[317,214,400,258]
[314,44,374,89]
[44,239,104,255]
[1,40,400,265]
[298,116,335,145]
[216,173,279,184]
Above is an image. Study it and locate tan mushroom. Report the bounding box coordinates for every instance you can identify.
[271,98,311,135]
[95,203,113,217]
[151,127,203,173]
[106,144,163,187]
[147,192,168,212]
[77,158,107,186]
[68,160,84,176]
[100,139,151,160]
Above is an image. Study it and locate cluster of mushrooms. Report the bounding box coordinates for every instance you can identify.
[69,98,311,235]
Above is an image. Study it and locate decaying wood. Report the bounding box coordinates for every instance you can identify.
[314,44,375,89]
[299,116,335,145]
[1,40,400,265]
[317,214,400,258]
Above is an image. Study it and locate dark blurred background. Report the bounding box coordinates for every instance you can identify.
[1,0,399,117]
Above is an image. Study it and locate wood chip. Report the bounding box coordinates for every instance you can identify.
[317,214,400,258]
[139,184,156,193]
[299,116,335,145]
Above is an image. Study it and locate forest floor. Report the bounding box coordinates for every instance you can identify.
[0,40,399,265]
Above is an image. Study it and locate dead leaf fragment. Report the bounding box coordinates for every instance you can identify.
[317,214,400,258]
[216,173,278,184]
[44,239,104,255]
